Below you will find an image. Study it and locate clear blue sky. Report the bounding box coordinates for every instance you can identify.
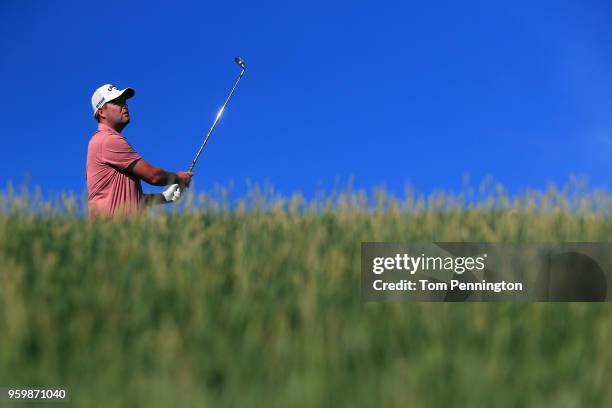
[1,0,610,199]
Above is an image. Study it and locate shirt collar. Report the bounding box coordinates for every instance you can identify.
[97,123,120,135]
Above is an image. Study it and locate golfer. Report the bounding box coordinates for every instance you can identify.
[86,84,193,217]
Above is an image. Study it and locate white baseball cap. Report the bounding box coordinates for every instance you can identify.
[91,84,135,117]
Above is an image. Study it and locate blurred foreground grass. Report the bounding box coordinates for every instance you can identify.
[0,182,610,407]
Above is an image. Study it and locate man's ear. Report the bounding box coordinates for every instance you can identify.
[97,107,105,120]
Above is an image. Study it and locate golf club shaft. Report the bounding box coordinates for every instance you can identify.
[188,68,245,172]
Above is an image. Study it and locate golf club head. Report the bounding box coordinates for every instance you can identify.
[235,56,247,70]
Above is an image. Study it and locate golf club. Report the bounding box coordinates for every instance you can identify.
[188,56,247,173]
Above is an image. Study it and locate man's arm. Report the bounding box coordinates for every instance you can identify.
[127,159,192,186]
[142,184,182,206]
[142,193,167,206]
[143,182,183,206]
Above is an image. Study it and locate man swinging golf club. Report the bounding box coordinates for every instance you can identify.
[86,84,193,217]
[86,58,246,217]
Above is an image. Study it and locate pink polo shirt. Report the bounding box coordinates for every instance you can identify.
[86,124,143,217]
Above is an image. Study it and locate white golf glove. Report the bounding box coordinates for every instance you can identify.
[162,184,182,203]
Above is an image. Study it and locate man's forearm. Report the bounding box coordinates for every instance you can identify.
[128,159,191,187]
[143,193,169,206]
[150,169,181,186]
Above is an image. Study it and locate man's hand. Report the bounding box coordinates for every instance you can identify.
[162,184,182,203]
[175,171,193,187]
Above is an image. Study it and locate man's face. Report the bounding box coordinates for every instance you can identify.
[98,96,130,128]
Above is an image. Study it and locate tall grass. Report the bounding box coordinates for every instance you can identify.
[0,182,610,407]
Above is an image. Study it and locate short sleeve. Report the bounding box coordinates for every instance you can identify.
[100,133,142,171]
